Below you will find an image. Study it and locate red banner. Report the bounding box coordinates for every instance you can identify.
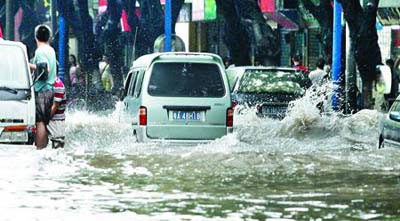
[394,29,400,47]
[121,10,131,32]
[99,0,107,13]
[260,0,275,12]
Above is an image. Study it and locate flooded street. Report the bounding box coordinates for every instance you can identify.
[1,102,400,221]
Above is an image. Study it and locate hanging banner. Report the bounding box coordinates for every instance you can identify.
[192,0,205,21]
[177,4,191,22]
[99,0,107,14]
[394,29,400,47]
[204,0,216,20]
[310,0,320,5]
[121,10,131,32]
[260,0,275,13]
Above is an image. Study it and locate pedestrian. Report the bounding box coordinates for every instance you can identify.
[69,54,81,98]
[29,24,57,149]
[373,67,388,112]
[48,76,66,149]
[0,24,3,39]
[309,58,329,112]
[309,58,329,85]
[292,53,308,73]
[99,55,114,92]
[292,53,312,89]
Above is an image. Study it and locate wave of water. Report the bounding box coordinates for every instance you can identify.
[1,85,400,220]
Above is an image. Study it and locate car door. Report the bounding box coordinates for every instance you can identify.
[129,69,145,126]
[122,71,137,123]
[386,101,400,145]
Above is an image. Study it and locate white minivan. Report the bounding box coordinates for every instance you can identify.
[0,40,36,144]
[120,52,233,142]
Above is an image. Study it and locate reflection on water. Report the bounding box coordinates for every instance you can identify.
[1,91,400,221]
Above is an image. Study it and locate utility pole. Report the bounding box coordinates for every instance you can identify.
[332,0,343,111]
[165,0,172,52]
[5,0,14,40]
[58,16,66,82]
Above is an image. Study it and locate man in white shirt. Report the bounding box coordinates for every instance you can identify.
[309,58,328,85]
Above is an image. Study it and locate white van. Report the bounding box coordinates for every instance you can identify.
[0,40,35,144]
[121,52,233,142]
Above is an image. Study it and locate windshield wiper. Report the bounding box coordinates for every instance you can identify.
[0,86,18,94]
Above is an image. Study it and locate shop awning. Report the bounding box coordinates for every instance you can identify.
[377,7,400,26]
[264,9,299,31]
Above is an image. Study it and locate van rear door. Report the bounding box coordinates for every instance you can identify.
[145,62,230,140]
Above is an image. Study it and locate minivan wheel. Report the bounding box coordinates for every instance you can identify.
[27,133,35,145]
[377,135,384,149]
[133,130,138,142]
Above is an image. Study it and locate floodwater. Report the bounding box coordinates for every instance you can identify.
[1,90,400,221]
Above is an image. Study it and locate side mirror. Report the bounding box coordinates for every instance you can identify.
[117,87,125,101]
[376,65,392,94]
[389,111,400,122]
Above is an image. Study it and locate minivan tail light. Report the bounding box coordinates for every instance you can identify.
[226,108,234,127]
[3,125,27,132]
[139,106,147,126]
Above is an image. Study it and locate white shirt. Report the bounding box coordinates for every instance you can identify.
[309,68,328,85]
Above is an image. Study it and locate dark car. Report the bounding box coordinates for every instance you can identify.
[378,95,400,149]
[226,66,309,119]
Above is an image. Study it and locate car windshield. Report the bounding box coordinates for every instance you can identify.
[238,69,305,94]
[148,62,225,97]
[0,44,30,89]
[391,101,400,112]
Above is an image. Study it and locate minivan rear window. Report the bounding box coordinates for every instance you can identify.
[0,45,29,89]
[148,62,225,97]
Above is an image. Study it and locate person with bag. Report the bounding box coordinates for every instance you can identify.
[99,55,114,92]
[29,24,57,149]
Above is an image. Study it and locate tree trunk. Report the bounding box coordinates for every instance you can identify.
[216,0,250,65]
[103,0,123,91]
[337,0,382,109]
[216,0,279,66]
[301,0,333,62]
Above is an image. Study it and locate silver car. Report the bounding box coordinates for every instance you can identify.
[120,52,233,142]
[226,66,309,119]
[378,95,400,148]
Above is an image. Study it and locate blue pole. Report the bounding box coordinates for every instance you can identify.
[332,0,342,111]
[58,15,66,82]
[165,0,172,52]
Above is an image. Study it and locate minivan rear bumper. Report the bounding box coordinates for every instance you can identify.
[135,126,233,143]
[0,125,36,145]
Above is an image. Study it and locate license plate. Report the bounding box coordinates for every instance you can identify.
[172,111,201,121]
[262,106,287,114]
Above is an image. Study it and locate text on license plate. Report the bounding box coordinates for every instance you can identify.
[262,106,287,114]
[172,111,201,121]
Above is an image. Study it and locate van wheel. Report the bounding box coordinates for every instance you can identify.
[27,133,35,145]
[377,135,384,149]
[133,130,138,142]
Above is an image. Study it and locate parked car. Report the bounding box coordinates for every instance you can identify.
[0,40,35,145]
[120,52,233,142]
[378,95,400,149]
[226,66,309,119]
